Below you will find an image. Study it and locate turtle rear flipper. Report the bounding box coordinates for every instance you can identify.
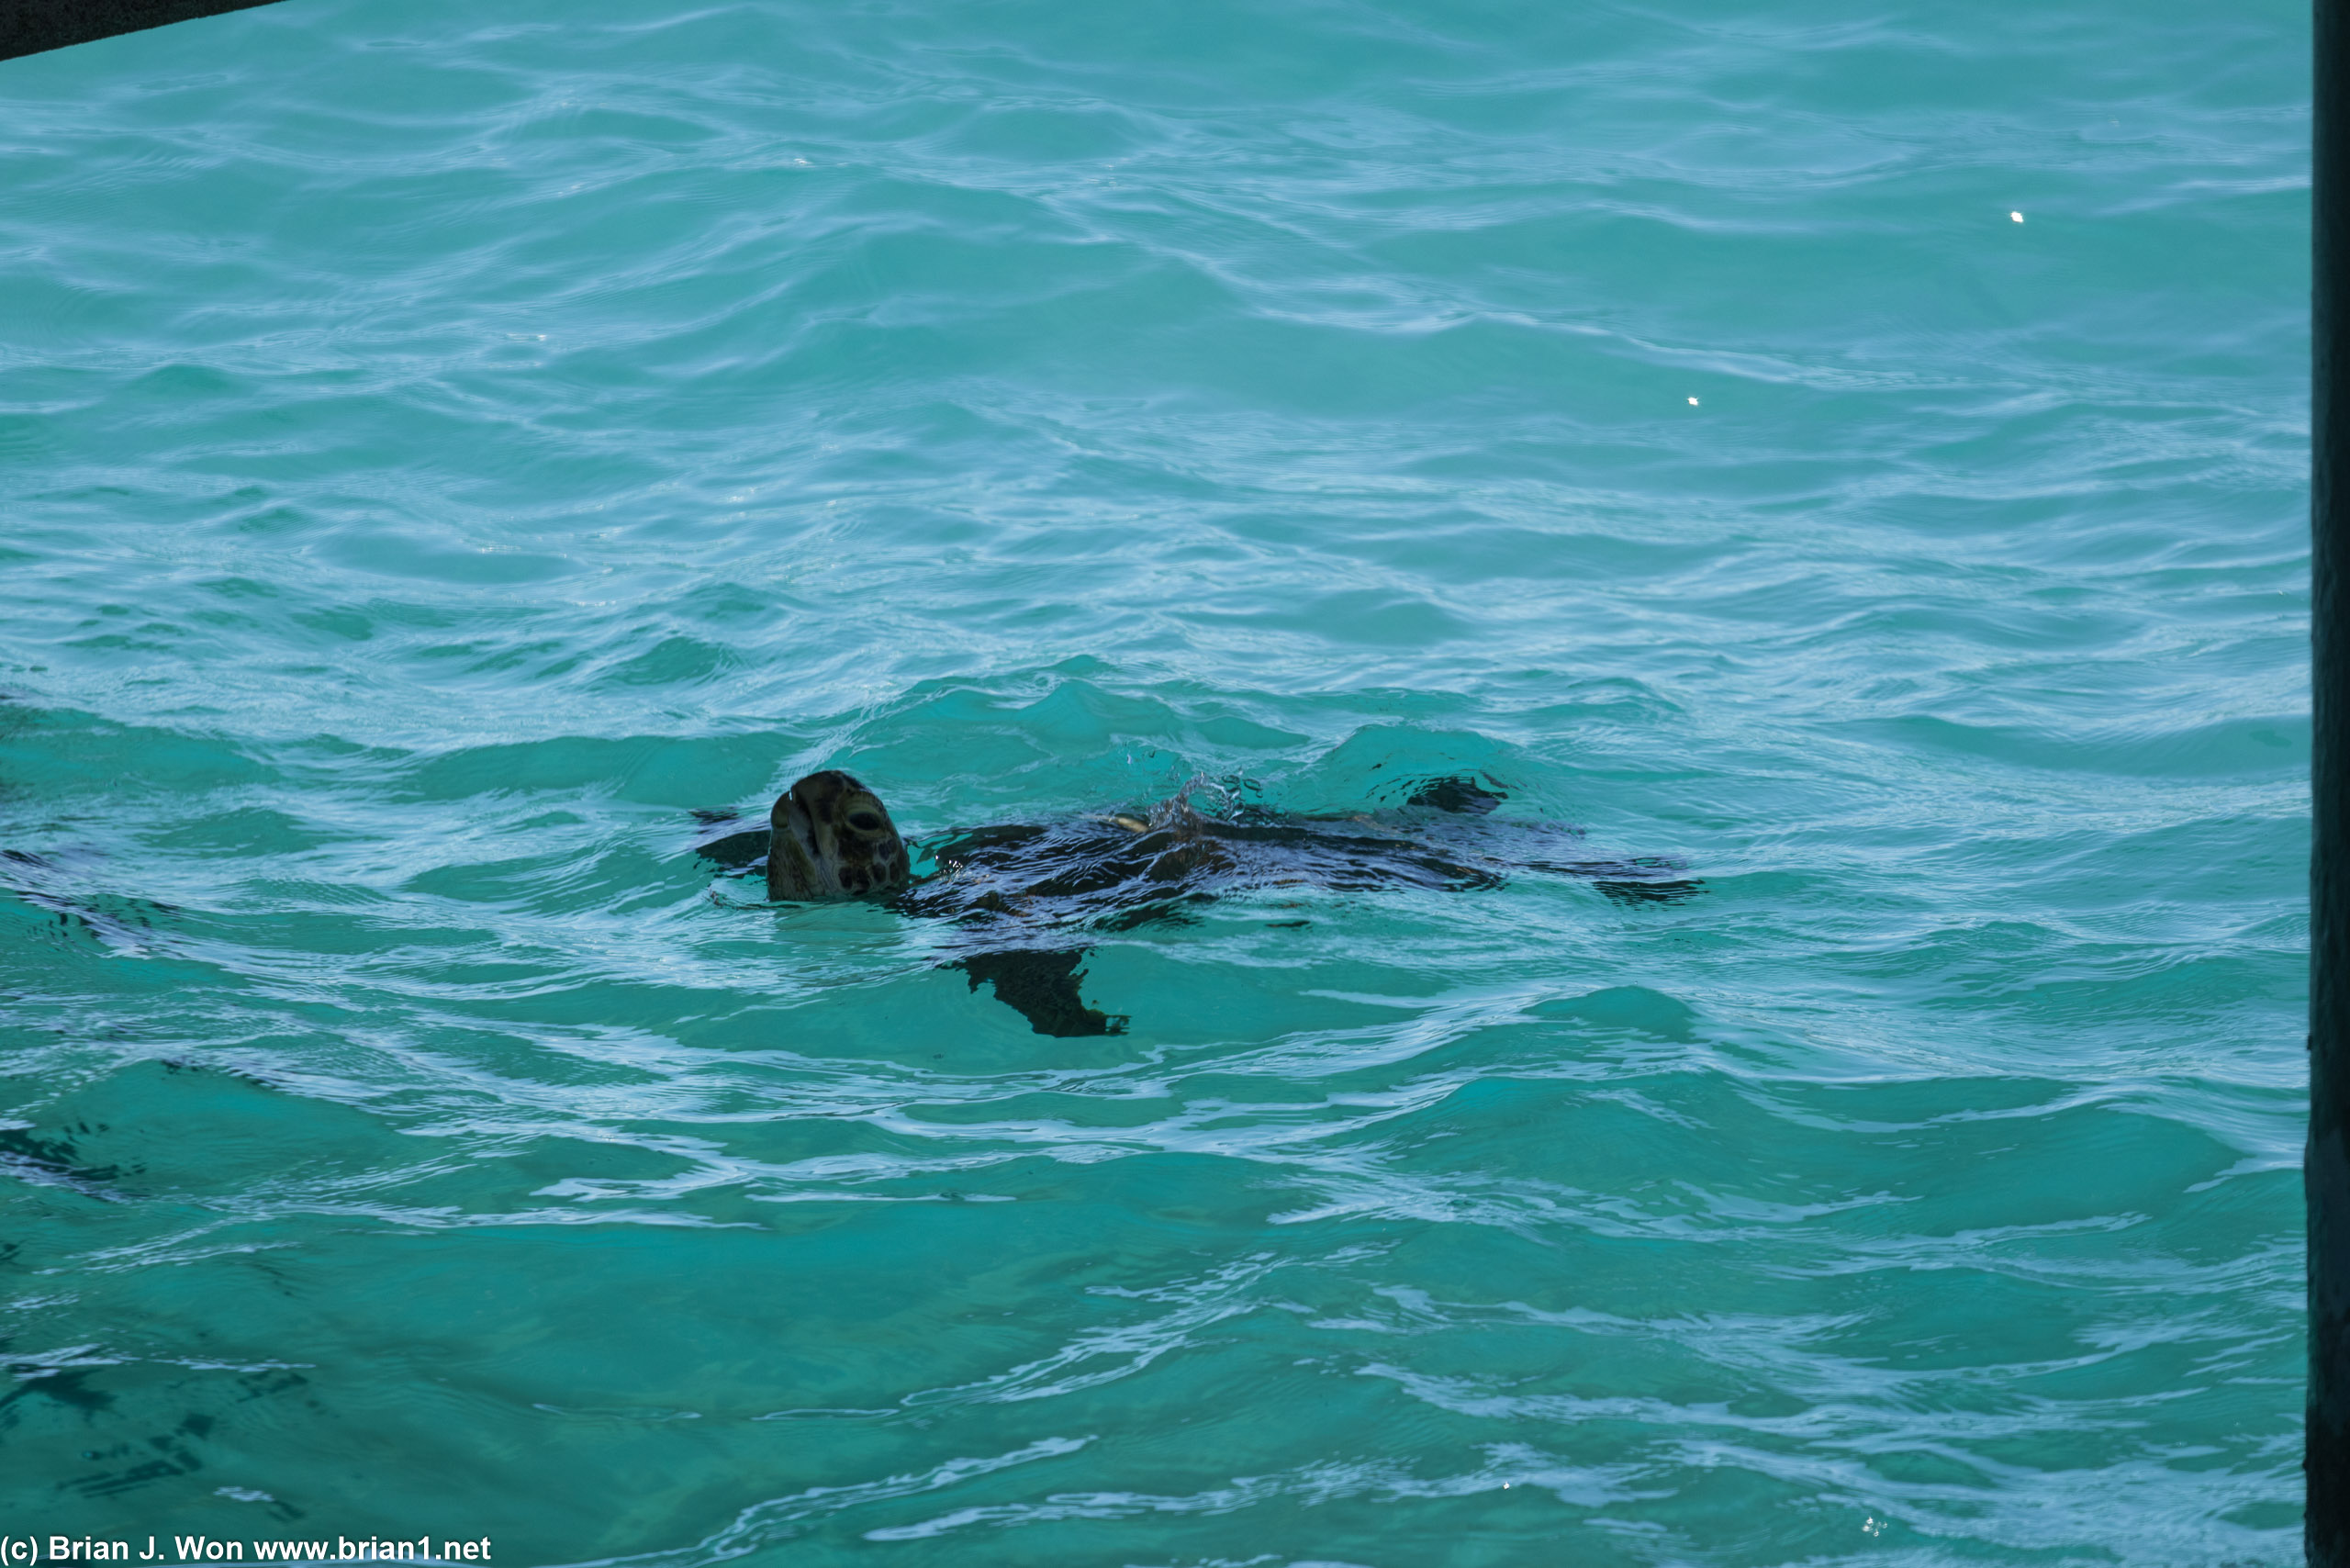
[1528,855,1705,906]
[951,948,1127,1037]
[1592,876,1705,906]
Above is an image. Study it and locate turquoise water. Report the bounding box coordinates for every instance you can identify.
[0,0,2310,1561]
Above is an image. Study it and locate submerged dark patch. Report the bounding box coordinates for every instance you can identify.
[0,1125,125,1185]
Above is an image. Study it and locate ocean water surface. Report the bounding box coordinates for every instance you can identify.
[0,0,2311,1562]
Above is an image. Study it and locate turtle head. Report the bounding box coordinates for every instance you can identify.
[767,770,912,902]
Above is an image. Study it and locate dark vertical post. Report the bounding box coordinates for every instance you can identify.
[0,0,289,63]
[2317,0,2349,1557]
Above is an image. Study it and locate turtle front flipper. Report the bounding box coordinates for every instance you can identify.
[950,947,1127,1037]
[693,818,772,870]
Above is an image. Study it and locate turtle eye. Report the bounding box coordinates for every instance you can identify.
[847,811,884,833]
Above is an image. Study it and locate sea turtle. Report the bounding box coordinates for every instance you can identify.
[695,769,1699,1037]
